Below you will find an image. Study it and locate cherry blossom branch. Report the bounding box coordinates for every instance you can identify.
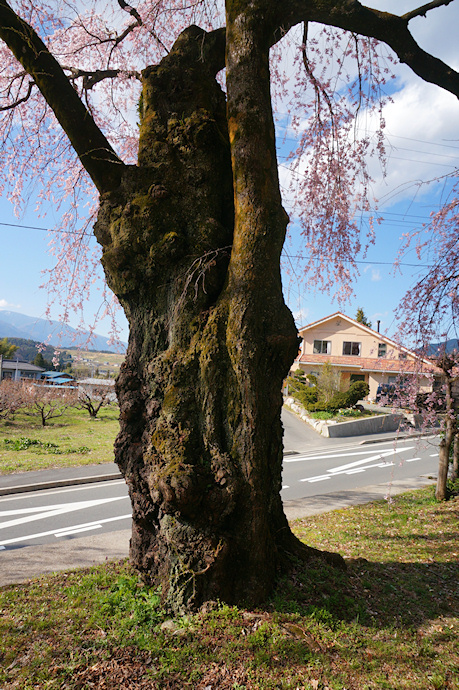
[106,0,143,64]
[0,78,35,111]
[279,0,459,99]
[402,0,456,22]
[301,22,335,123]
[62,67,141,90]
[0,0,125,192]
[118,0,142,27]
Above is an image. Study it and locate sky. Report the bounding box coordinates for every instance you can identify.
[0,0,458,346]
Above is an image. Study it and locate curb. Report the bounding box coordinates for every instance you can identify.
[358,432,438,445]
[0,432,439,497]
[0,471,122,497]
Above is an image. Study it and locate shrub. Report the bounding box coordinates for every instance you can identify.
[302,380,369,414]
[345,381,370,407]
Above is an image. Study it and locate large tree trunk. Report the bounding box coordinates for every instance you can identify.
[94,24,341,613]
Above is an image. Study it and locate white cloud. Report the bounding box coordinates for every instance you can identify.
[361,80,459,208]
[363,265,382,282]
[293,308,310,326]
[0,300,20,309]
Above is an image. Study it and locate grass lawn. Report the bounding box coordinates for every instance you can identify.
[0,406,119,474]
[308,408,382,421]
[0,486,457,689]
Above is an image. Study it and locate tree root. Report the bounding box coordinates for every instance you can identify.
[278,527,347,571]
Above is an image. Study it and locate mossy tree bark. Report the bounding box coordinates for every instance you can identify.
[434,355,458,501]
[94,22,340,612]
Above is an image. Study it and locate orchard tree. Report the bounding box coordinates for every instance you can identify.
[0,379,26,419]
[22,383,77,427]
[1,1,459,612]
[78,384,114,418]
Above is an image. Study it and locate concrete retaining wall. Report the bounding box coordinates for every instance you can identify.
[284,397,404,437]
[326,412,405,437]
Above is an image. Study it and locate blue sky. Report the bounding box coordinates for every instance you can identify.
[0,0,458,345]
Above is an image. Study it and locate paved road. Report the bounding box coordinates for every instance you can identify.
[282,435,439,501]
[0,408,439,585]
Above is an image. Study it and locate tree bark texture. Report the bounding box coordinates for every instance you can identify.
[94,24,338,612]
[452,433,458,482]
[436,377,454,501]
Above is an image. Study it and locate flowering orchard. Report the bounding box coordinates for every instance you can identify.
[0,0,458,611]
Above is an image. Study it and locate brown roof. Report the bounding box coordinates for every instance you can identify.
[298,353,440,375]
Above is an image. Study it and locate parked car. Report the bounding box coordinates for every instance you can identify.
[375,383,396,404]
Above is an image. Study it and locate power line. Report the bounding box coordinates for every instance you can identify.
[0,221,433,268]
[0,208,441,237]
[274,115,459,152]
[283,254,433,269]
[0,221,93,236]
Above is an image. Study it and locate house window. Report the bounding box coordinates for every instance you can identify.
[342,341,361,356]
[398,352,407,360]
[378,343,387,358]
[313,340,331,354]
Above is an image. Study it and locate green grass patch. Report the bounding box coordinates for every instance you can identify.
[0,406,119,473]
[309,408,383,421]
[0,487,457,689]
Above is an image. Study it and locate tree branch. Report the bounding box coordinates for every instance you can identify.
[118,0,142,26]
[0,0,125,192]
[402,0,455,22]
[279,0,459,99]
[0,78,35,111]
[62,67,141,89]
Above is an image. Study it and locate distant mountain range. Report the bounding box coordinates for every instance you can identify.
[0,310,127,353]
[424,339,459,356]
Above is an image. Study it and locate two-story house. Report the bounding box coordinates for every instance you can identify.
[293,312,438,400]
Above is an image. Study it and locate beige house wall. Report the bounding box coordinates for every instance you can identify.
[301,319,416,363]
[295,362,433,400]
[295,314,435,400]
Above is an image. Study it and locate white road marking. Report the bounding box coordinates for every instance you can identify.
[328,448,410,473]
[284,447,414,463]
[299,447,414,484]
[406,457,422,463]
[0,513,131,547]
[0,503,87,517]
[0,479,126,504]
[56,525,102,538]
[0,497,127,531]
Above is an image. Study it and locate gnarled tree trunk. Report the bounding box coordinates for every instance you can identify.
[94,24,341,613]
